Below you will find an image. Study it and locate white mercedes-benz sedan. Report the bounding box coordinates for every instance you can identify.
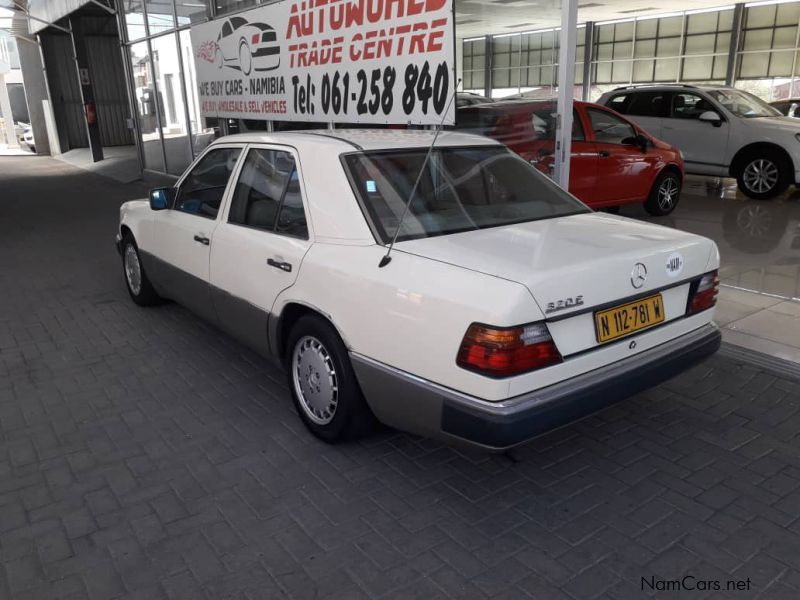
[116,129,721,450]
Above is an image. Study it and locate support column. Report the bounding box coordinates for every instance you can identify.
[554,0,578,189]
[582,22,595,102]
[483,35,493,99]
[16,36,51,155]
[70,15,103,162]
[0,72,17,148]
[726,3,745,87]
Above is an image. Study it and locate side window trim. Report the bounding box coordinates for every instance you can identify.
[222,143,312,240]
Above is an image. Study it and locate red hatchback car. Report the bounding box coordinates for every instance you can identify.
[456,99,684,215]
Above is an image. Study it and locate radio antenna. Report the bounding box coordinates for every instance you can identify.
[378,78,462,268]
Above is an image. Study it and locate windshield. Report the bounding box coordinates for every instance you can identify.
[343,146,589,244]
[707,89,781,118]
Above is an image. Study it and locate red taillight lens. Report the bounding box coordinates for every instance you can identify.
[457,322,562,377]
[688,270,719,315]
[252,33,260,45]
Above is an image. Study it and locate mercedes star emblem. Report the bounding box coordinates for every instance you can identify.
[630,263,647,289]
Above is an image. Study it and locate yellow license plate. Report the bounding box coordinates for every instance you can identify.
[595,294,665,343]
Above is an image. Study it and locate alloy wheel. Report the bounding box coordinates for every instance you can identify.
[124,244,142,296]
[292,336,338,425]
[742,159,779,195]
[657,176,679,212]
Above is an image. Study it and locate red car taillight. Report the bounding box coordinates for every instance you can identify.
[252,33,260,44]
[457,322,562,378]
[687,270,719,315]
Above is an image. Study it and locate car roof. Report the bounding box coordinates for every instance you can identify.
[604,84,732,95]
[213,129,501,151]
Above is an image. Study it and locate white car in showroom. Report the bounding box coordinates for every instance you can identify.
[599,85,800,200]
[116,130,721,450]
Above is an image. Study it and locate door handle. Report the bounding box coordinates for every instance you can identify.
[598,150,610,158]
[193,234,210,246]
[267,258,292,273]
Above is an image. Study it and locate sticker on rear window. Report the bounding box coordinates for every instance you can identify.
[666,252,684,278]
[366,180,377,193]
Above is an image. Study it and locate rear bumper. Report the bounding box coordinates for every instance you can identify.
[351,323,721,451]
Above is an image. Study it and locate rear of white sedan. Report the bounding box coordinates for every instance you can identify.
[117,129,720,451]
[331,132,721,450]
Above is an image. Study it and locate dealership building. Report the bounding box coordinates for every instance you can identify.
[3,0,800,179]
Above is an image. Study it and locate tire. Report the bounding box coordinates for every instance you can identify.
[644,169,681,216]
[239,41,252,76]
[121,233,163,306]
[285,314,376,443]
[736,151,791,200]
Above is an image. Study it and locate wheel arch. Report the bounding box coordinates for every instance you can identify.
[272,301,351,364]
[729,142,794,178]
[659,163,683,181]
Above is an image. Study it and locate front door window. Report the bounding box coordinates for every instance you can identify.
[175,147,242,219]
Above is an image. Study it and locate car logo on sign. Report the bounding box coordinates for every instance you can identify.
[631,263,647,289]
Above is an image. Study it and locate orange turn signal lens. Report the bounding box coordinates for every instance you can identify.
[457,322,562,378]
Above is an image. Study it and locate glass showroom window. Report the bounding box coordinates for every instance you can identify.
[151,32,193,175]
[483,27,583,99]
[215,0,257,17]
[124,0,148,41]
[130,40,165,172]
[175,0,207,26]
[146,0,175,35]
[462,39,486,94]
[179,28,216,157]
[681,9,732,82]
[737,2,800,99]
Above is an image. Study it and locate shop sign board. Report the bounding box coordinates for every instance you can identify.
[189,0,455,125]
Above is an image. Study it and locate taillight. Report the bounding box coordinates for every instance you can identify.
[687,270,719,315]
[252,33,260,45]
[457,322,562,378]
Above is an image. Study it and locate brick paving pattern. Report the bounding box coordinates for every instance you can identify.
[1,156,800,599]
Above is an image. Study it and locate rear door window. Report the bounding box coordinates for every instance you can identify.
[228,148,308,238]
[606,94,631,114]
[626,91,667,117]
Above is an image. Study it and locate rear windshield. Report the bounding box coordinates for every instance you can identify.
[343,146,589,244]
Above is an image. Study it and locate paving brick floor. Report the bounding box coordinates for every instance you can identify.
[2,156,800,599]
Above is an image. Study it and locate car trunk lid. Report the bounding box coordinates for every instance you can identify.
[395,212,715,319]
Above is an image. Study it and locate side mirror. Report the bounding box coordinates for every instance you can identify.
[699,111,722,126]
[622,134,650,152]
[149,187,173,210]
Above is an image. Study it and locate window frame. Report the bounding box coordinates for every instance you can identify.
[172,143,246,220]
[221,143,311,241]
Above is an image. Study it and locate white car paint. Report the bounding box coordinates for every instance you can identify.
[118,129,721,448]
[599,85,800,196]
